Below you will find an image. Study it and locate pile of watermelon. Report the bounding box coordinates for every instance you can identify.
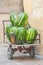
[6,12,37,44]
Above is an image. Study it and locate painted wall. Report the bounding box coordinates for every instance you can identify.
[0,14,9,43]
[23,0,43,55]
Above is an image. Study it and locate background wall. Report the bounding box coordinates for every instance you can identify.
[0,14,9,43]
[0,0,23,13]
[23,0,43,55]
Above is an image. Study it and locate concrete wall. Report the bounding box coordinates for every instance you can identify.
[23,0,43,55]
[0,14,9,43]
[0,0,23,13]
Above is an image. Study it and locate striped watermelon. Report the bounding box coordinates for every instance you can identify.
[6,24,12,42]
[26,28,37,44]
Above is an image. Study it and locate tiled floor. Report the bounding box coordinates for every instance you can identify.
[0,44,43,65]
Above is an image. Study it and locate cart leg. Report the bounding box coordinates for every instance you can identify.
[29,46,35,58]
[7,45,13,59]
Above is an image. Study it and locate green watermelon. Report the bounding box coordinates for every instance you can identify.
[6,24,12,42]
[26,28,37,44]
[15,27,26,44]
[17,12,28,27]
[10,27,18,35]
[10,13,18,26]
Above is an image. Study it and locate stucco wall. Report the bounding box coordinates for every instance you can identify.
[0,0,23,13]
[0,14,9,43]
[23,0,43,55]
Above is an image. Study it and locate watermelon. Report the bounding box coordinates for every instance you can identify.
[16,27,26,44]
[17,12,28,27]
[10,27,18,35]
[6,24,12,42]
[10,13,18,26]
[26,28,37,44]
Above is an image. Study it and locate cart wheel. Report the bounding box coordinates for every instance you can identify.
[29,46,35,58]
[7,46,13,59]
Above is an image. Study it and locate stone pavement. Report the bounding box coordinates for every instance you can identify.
[0,44,43,65]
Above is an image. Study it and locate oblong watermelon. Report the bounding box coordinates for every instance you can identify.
[18,12,28,27]
[26,28,37,44]
[10,13,18,26]
[6,24,12,42]
[16,27,26,44]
